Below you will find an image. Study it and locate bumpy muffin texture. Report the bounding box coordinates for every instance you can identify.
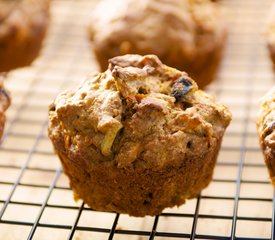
[0,0,50,72]
[0,79,10,139]
[89,0,227,89]
[257,87,275,185]
[48,54,231,216]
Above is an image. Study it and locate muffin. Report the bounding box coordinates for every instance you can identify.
[0,79,10,139]
[257,87,275,185]
[0,0,50,72]
[89,0,227,89]
[48,54,231,217]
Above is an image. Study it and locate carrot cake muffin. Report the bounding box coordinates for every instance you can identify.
[0,0,50,72]
[48,54,231,216]
[257,87,275,185]
[89,0,227,88]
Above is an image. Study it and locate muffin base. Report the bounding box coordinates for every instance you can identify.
[54,137,222,217]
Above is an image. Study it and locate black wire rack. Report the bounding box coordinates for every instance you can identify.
[0,0,275,239]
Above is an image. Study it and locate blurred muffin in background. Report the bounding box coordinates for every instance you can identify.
[89,0,227,88]
[0,79,10,139]
[48,54,231,216]
[0,0,50,72]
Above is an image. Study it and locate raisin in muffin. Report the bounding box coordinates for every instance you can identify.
[48,54,231,217]
[0,79,10,139]
[89,0,227,89]
[257,87,275,185]
[0,0,50,72]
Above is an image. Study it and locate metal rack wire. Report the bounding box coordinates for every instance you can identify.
[0,0,275,239]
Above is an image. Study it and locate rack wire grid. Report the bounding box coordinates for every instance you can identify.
[0,0,274,239]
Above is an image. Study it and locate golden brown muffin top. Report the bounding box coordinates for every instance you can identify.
[257,87,275,149]
[49,54,231,169]
[89,0,226,58]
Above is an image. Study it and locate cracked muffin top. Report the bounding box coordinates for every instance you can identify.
[49,54,231,169]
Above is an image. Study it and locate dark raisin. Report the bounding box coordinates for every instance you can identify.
[187,141,191,149]
[171,77,193,102]
[171,89,183,101]
[177,77,192,87]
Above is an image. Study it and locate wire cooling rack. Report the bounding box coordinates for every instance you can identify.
[0,0,275,239]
